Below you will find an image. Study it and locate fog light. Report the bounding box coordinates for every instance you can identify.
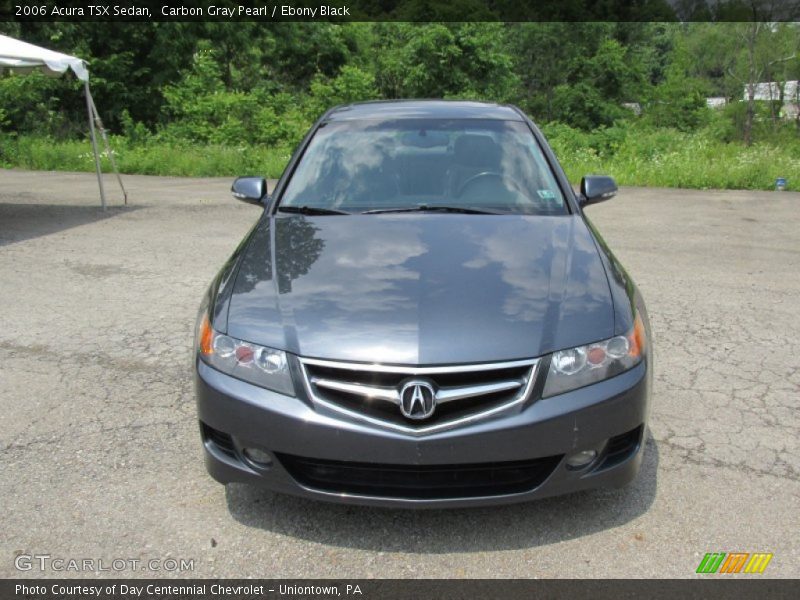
[566,449,597,469]
[243,447,272,467]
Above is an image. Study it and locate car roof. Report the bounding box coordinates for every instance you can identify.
[325,100,525,122]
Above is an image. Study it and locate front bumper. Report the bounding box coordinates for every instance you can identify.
[195,357,650,508]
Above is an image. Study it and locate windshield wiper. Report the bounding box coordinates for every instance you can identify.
[361,205,500,215]
[277,205,350,216]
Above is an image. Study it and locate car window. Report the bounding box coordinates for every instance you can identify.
[279,118,567,215]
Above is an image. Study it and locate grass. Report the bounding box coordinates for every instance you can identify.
[0,135,292,179]
[2,126,798,191]
[542,123,800,191]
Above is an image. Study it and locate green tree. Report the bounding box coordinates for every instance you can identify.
[373,23,517,101]
[644,39,710,130]
[551,37,647,129]
[306,65,379,119]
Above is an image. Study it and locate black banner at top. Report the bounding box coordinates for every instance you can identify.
[2,0,800,22]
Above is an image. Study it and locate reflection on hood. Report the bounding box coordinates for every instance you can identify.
[226,214,615,364]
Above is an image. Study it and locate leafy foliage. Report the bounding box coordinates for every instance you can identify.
[1,21,798,190]
[642,39,710,131]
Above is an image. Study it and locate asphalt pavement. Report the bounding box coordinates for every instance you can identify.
[1,170,797,578]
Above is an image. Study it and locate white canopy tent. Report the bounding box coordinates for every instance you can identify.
[0,34,126,209]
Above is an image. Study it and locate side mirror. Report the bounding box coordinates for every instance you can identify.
[579,175,618,207]
[231,177,267,205]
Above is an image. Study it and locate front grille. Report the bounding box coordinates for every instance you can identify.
[278,453,562,499]
[298,357,539,434]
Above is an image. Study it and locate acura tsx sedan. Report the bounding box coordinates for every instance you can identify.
[194,100,652,507]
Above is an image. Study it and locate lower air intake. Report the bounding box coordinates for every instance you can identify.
[277,453,562,499]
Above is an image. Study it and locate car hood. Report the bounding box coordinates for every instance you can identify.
[225,214,615,364]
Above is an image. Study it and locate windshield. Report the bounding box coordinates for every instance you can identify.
[279,119,568,215]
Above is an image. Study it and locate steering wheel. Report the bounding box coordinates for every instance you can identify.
[455,171,528,199]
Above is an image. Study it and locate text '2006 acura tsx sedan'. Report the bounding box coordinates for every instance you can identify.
[194,100,652,508]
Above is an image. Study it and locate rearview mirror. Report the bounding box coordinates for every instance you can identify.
[231,177,267,205]
[579,175,617,207]
[401,130,449,148]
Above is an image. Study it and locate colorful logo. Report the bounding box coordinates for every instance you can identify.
[696,552,773,574]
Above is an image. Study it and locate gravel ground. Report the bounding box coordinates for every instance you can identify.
[1,170,798,578]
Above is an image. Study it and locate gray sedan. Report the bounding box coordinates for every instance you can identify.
[194,100,652,507]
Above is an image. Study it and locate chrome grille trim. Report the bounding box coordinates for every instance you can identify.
[298,357,539,436]
[300,356,538,374]
[311,376,526,406]
[436,379,525,403]
[311,378,399,403]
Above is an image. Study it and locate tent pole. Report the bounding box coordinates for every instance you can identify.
[84,79,106,211]
[88,90,128,205]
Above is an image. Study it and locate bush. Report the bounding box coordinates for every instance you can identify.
[0,71,79,136]
[158,48,314,148]
[551,82,629,131]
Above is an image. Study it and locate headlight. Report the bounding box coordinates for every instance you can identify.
[542,312,646,398]
[197,314,295,396]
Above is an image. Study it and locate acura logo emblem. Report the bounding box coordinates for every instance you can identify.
[399,380,436,420]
